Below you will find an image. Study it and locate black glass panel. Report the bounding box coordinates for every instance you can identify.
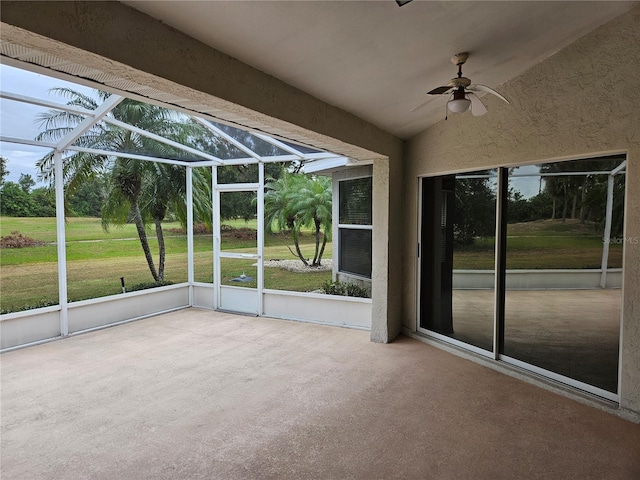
[420,171,497,352]
[339,229,372,278]
[339,177,372,225]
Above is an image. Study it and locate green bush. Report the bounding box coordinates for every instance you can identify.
[321,280,370,298]
[125,280,174,293]
[0,299,59,315]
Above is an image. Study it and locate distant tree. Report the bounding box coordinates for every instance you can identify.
[526,191,553,220]
[0,182,36,216]
[540,157,625,229]
[30,187,56,217]
[582,174,625,237]
[67,177,105,216]
[507,188,532,223]
[191,161,289,231]
[18,173,36,193]
[188,121,297,228]
[454,177,496,246]
[0,157,8,186]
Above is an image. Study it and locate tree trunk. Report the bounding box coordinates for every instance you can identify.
[571,194,577,219]
[316,230,328,267]
[155,219,165,281]
[311,220,321,266]
[579,178,588,223]
[132,203,159,281]
[552,197,556,219]
[289,225,309,266]
[562,196,568,222]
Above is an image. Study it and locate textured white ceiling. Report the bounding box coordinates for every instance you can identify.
[125,1,636,139]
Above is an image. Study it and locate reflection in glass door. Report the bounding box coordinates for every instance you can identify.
[420,171,497,353]
[502,158,625,394]
[419,156,625,399]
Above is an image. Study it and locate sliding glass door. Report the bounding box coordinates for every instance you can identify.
[419,156,626,398]
[420,170,497,353]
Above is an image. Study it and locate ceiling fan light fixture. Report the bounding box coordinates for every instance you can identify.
[447,98,471,113]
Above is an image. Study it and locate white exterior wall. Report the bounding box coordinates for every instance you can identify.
[404,7,640,415]
[67,285,189,333]
[263,290,371,330]
[1,285,190,350]
[192,284,215,310]
[0,307,60,350]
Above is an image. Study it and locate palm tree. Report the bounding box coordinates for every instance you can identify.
[264,170,332,267]
[291,175,332,267]
[36,88,196,282]
[264,169,307,262]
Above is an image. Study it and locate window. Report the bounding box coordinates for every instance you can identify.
[338,177,372,278]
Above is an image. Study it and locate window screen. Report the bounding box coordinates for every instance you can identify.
[339,177,372,225]
[339,229,372,278]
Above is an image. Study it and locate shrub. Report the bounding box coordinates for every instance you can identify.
[166,223,211,235]
[125,280,174,293]
[1,299,59,315]
[321,280,370,298]
[0,231,47,248]
[221,227,257,240]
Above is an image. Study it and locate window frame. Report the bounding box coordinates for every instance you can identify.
[337,175,373,279]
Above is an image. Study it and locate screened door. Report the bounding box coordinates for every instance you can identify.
[214,166,264,315]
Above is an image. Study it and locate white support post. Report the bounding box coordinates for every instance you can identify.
[600,174,615,288]
[257,162,265,315]
[212,166,220,309]
[186,167,194,306]
[53,151,68,336]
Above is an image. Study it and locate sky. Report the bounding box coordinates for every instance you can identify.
[0,64,97,187]
[1,62,544,197]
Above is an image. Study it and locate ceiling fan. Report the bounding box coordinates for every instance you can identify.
[412,52,510,118]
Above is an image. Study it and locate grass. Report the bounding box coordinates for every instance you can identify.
[453,219,622,270]
[0,216,331,313]
[0,216,623,313]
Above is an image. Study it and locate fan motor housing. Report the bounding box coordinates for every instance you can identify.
[448,77,471,88]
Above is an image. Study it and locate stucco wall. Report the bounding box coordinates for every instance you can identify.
[404,7,640,412]
[0,1,405,343]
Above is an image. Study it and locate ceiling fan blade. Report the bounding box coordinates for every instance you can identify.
[468,84,510,104]
[466,92,487,116]
[427,86,453,95]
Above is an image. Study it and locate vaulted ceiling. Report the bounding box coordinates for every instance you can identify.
[124,1,637,140]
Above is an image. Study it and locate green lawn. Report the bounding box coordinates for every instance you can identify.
[0,216,331,313]
[453,219,622,270]
[0,216,623,313]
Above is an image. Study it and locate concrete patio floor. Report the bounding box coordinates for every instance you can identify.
[1,309,639,479]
